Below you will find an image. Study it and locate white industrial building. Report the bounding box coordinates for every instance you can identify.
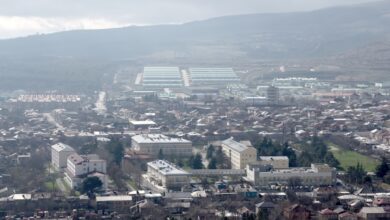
[51,143,75,170]
[221,137,257,169]
[64,153,107,190]
[246,163,336,187]
[142,66,183,88]
[131,134,192,157]
[189,67,240,86]
[144,160,190,192]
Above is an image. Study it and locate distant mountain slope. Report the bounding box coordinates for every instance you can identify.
[0,1,390,91]
[0,1,389,60]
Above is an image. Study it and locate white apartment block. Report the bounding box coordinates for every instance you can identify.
[145,160,190,191]
[246,163,336,187]
[64,153,107,190]
[132,134,192,157]
[51,143,75,170]
[221,137,257,169]
[259,156,289,169]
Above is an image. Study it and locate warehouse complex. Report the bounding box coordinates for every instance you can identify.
[140,66,240,88]
[189,67,240,86]
[142,66,183,88]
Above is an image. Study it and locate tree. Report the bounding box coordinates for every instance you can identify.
[206,144,215,159]
[107,138,124,165]
[324,152,340,168]
[376,157,389,178]
[346,163,366,184]
[282,143,298,167]
[298,151,313,167]
[257,209,269,220]
[158,149,164,160]
[215,146,226,168]
[208,157,217,169]
[82,176,102,193]
[191,153,203,169]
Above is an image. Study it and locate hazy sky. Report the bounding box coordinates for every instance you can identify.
[0,0,380,39]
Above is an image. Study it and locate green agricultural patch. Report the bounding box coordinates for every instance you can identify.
[328,143,379,172]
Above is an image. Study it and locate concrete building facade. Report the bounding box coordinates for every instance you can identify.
[132,134,192,157]
[64,153,107,190]
[51,143,75,170]
[258,156,289,169]
[145,160,190,191]
[246,163,336,187]
[221,137,257,169]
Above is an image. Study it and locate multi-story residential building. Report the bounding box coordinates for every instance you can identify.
[258,156,289,169]
[221,137,257,169]
[132,134,192,157]
[51,143,75,170]
[64,153,107,190]
[246,163,336,187]
[144,160,190,191]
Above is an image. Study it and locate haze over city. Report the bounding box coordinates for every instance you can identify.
[0,0,389,219]
[0,0,380,39]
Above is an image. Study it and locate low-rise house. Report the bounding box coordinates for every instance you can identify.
[318,208,338,220]
[95,195,133,212]
[283,204,311,220]
[255,201,276,217]
[338,211,357,220]
[357,207,390,220]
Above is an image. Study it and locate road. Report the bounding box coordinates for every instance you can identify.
[43,113,65,130]
[95,91,107,115]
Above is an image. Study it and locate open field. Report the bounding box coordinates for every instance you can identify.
[328,143,379,172]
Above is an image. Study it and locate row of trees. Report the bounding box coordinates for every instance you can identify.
[297,136,340,168]
[376,157,390,184]
[254,137,298,167]
[206,145,231,169]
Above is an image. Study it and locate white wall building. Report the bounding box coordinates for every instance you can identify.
[221,137,257,169]
[246,163,336,187]
[51,143,75,170]
[145,160,190,191]
[258,156,289,169]
[64,153,107,190]
[132,134,192,157]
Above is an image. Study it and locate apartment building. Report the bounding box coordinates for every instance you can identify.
[51,143,75,170]
[64,153,107,190]
[246,163,336,187]
[132,134,192,157]
[221,137,257,169]
[145,160,190,191]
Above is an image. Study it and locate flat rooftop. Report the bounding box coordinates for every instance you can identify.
[129,120,156,126]
[96,195,133,202]
[142,67,183,87]
[189,67,240,82]
[221,137,252,152]
[132,134,191,144]
[51,143,75,152]
[148,160,189,175]
[260,156,289,161]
